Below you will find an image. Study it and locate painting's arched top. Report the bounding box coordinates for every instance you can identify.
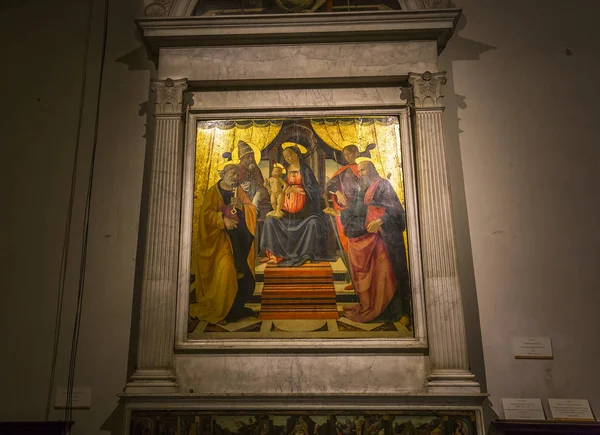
[144,0,452,17]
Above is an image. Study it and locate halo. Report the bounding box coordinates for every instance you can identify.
[355,157,382,176]
[234,140,261,165]
[281,142,307,154]
[355,157,374,165]
[341,141,361,152]
[273,162,287,174]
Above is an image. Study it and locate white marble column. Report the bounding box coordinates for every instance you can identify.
[408,71,479,393]
[126,78,188,394]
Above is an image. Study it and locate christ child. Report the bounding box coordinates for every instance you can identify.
[265,163,288,219]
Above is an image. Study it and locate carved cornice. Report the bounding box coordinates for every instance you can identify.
[136,10,461,59]
[408,71,447,109]
[119,392,489,407]
[151,78,188,115]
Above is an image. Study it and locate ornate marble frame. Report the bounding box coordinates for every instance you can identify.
[176,106,427,350]
[126,7,481,402]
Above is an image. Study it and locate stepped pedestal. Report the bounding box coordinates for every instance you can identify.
[258,262,340,320]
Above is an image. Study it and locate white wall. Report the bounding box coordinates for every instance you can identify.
[1,0,599,433]
[441,0,600,419]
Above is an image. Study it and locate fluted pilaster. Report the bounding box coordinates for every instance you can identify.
[408,71,479,393]
[126,78,188,393]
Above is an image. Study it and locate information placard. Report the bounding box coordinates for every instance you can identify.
[512,337,553,359]
[502,398,546,420]
[54,386,92,409]
[548,399,595,421]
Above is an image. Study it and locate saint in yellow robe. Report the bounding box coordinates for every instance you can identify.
[189,183,256,324]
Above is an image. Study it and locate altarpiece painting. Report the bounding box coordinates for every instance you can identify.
[187,116,417,340]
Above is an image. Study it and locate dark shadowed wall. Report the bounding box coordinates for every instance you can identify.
[441,0,600,419]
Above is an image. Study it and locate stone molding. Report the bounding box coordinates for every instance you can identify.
[145,0,453,17]
[151,78,188,115]
[136,10,461,59]
[408,71,448,109]
[120,392,488,406]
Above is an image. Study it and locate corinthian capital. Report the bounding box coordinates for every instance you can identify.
[151,78,188,115]
[408,71,447,109]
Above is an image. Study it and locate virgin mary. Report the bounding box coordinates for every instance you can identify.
[260,142,335,266]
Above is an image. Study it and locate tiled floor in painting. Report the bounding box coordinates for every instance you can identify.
[188,259,413,339]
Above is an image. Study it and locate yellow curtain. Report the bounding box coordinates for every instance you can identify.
[311,117,408,264]
[310,117,405,203]
[191,120,282,294]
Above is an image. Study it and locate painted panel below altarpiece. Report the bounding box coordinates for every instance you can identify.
[187,116,416,340]
[130,411,477,435]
